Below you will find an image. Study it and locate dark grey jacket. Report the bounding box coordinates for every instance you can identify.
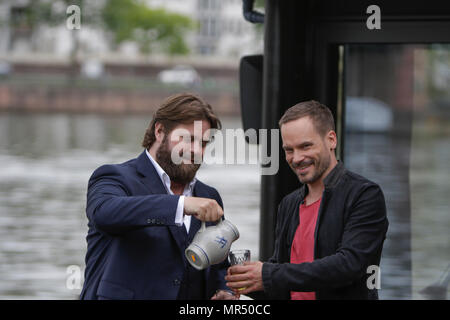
[258,162,389,300]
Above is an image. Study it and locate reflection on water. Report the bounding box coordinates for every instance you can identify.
[0,112,260,299]
[345,130,450,300]
[345,132,413,299]
[344,44,450,300]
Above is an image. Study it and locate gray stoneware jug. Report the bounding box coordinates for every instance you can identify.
[185,219,239,270]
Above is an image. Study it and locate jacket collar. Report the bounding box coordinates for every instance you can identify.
[136,150,168,195]
[323,161,346,189]
[298,161,346,199]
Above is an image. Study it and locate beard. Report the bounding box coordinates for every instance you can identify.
[155,135,201,185]
[291,151,331,185]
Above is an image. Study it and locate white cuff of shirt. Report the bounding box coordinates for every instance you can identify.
[175,195,185,226]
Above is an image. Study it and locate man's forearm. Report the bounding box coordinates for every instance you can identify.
[88,193,179,234]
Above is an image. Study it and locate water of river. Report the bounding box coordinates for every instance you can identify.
[0,112,448,299]
[0,113,260,299]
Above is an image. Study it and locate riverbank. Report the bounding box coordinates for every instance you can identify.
[0,60,241,116]
[0,83,240,115]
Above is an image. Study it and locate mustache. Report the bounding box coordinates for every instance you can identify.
[291,159,314,168]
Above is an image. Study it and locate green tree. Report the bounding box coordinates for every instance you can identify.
[2,0,194,56]
[102,0,194,55]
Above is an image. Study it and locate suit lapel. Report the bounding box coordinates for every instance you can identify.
[136,151,167,195]
[136,151,187,257]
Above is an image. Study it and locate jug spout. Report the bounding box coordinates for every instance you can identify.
[220,220,239,241]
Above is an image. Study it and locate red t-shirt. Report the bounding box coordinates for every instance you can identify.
[290,197,321,300]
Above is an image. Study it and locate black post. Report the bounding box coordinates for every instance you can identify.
[258,0,281,261]
[259,0,311,261]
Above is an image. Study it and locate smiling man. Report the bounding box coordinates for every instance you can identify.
[80,93,234,300]
[226,100,389,300]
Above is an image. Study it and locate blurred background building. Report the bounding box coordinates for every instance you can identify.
[0,0,263,114]
[0,0,261,61]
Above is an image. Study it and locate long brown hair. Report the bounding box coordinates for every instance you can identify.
[142,93,222,149]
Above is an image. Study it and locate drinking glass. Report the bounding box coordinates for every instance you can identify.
[228,249,251,293]
[228,249,251,265]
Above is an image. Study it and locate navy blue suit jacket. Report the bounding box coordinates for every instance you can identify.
[80,151,228,299]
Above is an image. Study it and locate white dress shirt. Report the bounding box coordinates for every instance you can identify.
[146,149,196,232]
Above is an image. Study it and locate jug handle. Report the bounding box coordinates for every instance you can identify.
[199,218,222,232]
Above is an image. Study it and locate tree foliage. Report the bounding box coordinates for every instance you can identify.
[101,0,194,55]
[3,0,194,56]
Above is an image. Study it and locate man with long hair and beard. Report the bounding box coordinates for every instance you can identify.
[80,93,234,300]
